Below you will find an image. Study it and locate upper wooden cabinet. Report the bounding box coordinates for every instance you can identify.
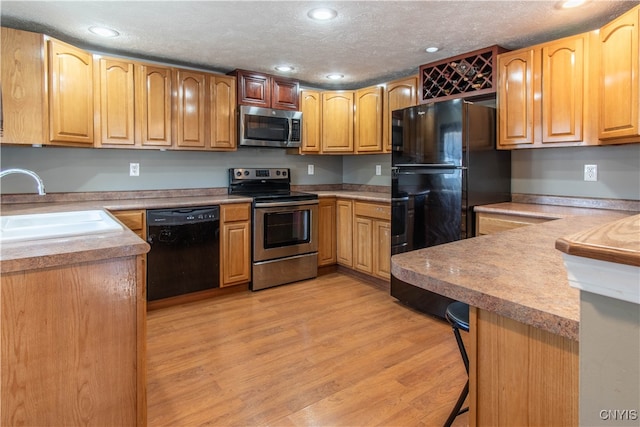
[497,32,596,149]
[321,91,354,153]
[47,37,94,146]
[209,75,236,150]
[0,27,46,146]
[136,64,173,148]
[300,90,322,153]
[383,76,418,152]
[174,69,207,149]
[232,69,299,110]
[94,58,136,146]
[597,5,640,144]
[354,86,383,153]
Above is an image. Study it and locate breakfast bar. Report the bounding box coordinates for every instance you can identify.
[391,209,631,426]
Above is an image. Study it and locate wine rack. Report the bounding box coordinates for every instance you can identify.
[420,45,508,104]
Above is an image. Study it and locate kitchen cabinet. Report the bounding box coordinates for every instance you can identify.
[46,37,94,146]
[476,212,550,236]
[336,198,353,267]
[220,203,251,286]
[497,32,596,149]
[95,59,175,149]
[597,5,640,144]
[94,58,136,146]
[174,69,207,149]
[1,255,147,426]
[300,90,322,153]
[383,76,418,152]
[136,64,173,148]
[353,201,391,279]
[469,307,578,426]
[209,75,236,150]
[318,197,337,266]
[173,70,236,150]
[233,69,299,110]
[0,27,46,146]
[321,91,354,153]
[354,86,383,153]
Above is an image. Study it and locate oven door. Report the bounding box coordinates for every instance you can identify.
[253,199,318,262]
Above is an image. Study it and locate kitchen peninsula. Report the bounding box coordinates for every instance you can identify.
[391,207,632,426]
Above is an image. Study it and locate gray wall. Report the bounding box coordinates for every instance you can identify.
[512,144,640,200]
[0,145,342,193]
[1,144,639,200]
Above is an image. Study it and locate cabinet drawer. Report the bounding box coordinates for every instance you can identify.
[222,203,251,222]
[354,202,390,220]
[112,210,145,232]
[476,212,549,235]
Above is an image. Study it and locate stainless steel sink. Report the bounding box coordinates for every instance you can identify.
[0,210,123,243]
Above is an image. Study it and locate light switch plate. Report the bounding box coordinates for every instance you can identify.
[375,165,382,176]
[308,164,314,175]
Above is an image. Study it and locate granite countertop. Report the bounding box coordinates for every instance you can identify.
[315,190,390,203]
[391,210,631,341]
[474,201,631,219]
[556,214,640,267]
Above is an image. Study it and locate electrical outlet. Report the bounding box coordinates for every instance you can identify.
[375,165,382,176]
[584,164,597,182]
[129,163,140,177]
[307,164,314,175]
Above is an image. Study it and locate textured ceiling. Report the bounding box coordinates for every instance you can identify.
[1,1,638,89]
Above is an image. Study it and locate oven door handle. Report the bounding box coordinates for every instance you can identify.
[254,199,319,208]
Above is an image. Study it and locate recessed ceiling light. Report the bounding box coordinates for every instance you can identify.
[308,8,338,21]
[88,26,120,37]
[275,65,295,72]
[425,47,439,53]
[326,73,344,80]
[560,0,587,8]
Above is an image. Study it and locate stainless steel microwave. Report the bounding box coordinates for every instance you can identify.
[238,105,303,148]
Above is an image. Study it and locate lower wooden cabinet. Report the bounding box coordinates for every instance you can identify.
[220,203,251,286]
[318,197,337,266]
[475,212,550,236]
[353,201,391,280]
[336,199,354,267]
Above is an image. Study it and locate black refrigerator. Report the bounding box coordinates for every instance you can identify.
[390,99,511,319]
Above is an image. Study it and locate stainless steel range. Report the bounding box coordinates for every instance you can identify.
[228,168,319,290]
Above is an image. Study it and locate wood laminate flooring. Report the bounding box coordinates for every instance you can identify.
[147,273,468,426]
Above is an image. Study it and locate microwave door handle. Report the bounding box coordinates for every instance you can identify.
[287,118,292,143]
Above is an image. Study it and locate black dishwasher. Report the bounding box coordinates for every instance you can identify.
[146,206,220,301]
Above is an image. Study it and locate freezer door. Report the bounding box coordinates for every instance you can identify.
[391,99,464,167]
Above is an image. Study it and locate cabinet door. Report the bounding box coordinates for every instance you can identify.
[321,91,354,153]
[336,199,353,267]
[175,69,206,148]
[236,70,270,108]
[318,198,337,266]
[497,49,535,147]
[373,220,391,280]
[383,76,417,152]
[0,28,46,145]
[354,216,373,274]
[272,77,299,110]
[598,7,640,141]
[209,75,236,150]
[95,58,135,146]
[541,36,585,143]
[300,90,322,153]
[354,86,383,153]
[220,204,251,286]
[136,64,172,147]
[47,37,94,145]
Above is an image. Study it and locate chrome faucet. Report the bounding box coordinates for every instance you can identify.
[0,168,46,195]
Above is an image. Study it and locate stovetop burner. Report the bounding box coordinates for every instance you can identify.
[227,168,318,203]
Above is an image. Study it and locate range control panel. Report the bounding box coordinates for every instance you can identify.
[229,168,290,181]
